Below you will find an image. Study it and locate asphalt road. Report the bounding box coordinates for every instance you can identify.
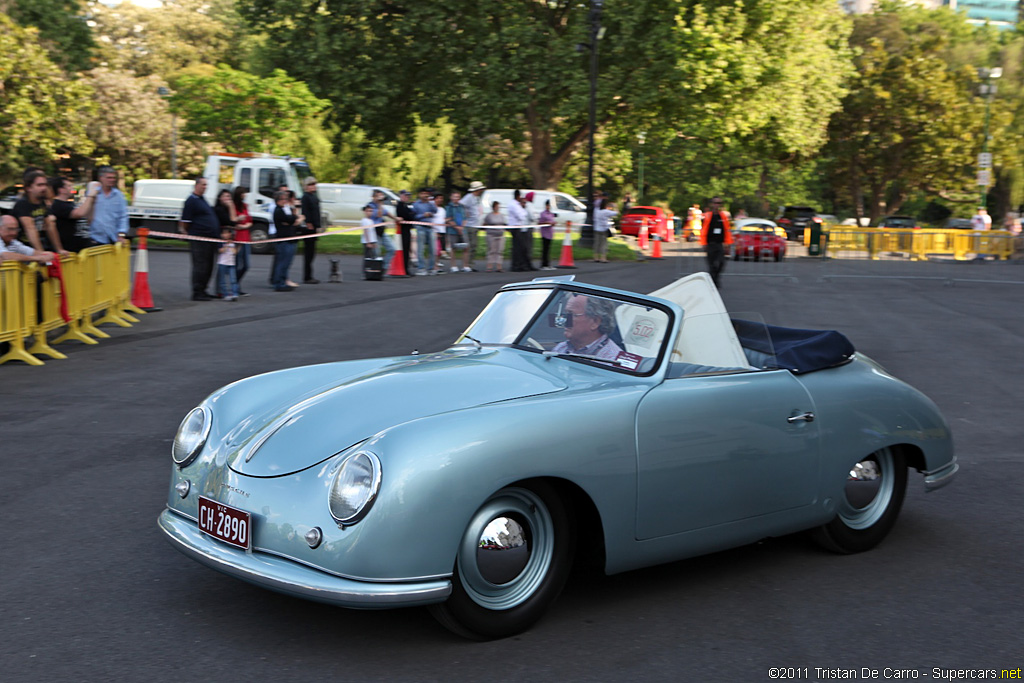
[2,248,1022,682]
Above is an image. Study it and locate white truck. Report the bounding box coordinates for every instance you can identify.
[128,152,318,253]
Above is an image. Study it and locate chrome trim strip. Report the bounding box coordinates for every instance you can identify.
[924,460,959,492]
[158,510,452,608]
[163,506,449,583]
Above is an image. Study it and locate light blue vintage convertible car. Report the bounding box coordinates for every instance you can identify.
[158,273,957,639]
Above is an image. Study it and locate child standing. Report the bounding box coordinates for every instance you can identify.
[360,204,378,256]
[217,228,239,301]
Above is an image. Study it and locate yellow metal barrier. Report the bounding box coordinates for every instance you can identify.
[0,243,141,366]
[0,261,44,366]
[823,228,1015,261]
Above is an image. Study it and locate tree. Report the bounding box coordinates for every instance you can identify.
[6,0,94,72]
[824,5,997,222]
[0,13,95,184]
[81,68,207,181]
[242,0,852,192]
[88,0,251,78]
[168,65,329,153]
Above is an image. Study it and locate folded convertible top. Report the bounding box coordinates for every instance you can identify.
[732,319,855,375]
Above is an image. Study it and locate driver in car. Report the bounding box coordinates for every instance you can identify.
[552,294,623,361]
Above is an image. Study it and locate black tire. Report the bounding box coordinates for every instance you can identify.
[249,223,273,255]
[811,447,907,554]
[429,482,574,640]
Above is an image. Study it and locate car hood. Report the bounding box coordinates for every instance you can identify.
[223,350,566,477]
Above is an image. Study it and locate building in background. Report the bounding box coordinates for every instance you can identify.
[840,1,1020,30]
[944,0,1020,29]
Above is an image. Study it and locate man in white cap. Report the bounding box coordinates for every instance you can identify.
[459,181,487,271]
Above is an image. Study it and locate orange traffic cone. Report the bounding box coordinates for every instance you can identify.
[650,229,663,259]
[638,220,649,251]
[131,228,161,311]
[665,215,676,243]
[387,223,408,277]
[557,221,576,268]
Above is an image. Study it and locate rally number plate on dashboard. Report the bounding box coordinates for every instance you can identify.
[198,496,251,550]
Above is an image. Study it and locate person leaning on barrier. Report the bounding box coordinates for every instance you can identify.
[1,214,56,264]
[89,166,130,246]
[47,177,98,253]
[179,177,221,301]
[551,294,623,361]
[12,169,64,254]
[299,176,321,284]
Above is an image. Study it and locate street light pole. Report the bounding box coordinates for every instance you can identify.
[978,67,1001,209]
[637,131,646,202]
[583,0,604,249]
[157,86,178,179]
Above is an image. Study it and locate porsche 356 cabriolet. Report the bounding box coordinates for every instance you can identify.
[158,273,957,639]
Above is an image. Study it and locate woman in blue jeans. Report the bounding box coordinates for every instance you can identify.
[271,191,300,291]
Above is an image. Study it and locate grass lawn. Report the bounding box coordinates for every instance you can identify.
[149,232,638,262]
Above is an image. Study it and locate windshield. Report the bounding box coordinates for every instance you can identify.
[458,287,672,374]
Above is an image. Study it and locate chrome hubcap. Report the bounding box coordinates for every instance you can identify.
[839,448,894,529]
[476,516,531,585]
[458,488,554,611]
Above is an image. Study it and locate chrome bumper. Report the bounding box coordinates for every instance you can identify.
[158,509,451,609]
[923,459,959,492]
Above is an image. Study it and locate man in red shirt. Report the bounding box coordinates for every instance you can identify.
[701,196,733,287]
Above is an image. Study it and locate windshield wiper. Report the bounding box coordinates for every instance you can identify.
[542,351,624,366]
[460,334,483,350]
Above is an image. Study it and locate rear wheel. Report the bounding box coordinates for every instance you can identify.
[429,483,574,640]
[812,447,907,554]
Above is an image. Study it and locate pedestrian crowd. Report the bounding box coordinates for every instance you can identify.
[1,166,131,266]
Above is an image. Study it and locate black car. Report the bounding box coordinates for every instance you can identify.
[943,218,973,230]
[878,215,919,230]
[776,206,817,241]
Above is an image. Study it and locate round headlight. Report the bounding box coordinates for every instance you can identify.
[328,451,382,525]
[172,406,211,467]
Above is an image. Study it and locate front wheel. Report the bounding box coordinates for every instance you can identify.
[429,483,574,640]
[249,223,273,255]
[811,447,907,554]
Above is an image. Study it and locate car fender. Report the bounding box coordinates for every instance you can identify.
[333,382,650,580]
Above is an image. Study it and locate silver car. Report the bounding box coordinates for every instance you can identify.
[159,273,957,639]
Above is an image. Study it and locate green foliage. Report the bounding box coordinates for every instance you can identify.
[824,4,997,221]
[88,0,252,78]
[8,0,94,72]
[81,68,207,182]
[168,65,329,153]
[0,13,95,183]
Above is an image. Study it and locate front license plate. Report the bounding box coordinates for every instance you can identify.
[198,496,251,550]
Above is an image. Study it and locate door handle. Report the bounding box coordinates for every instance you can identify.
[787,412,815,424]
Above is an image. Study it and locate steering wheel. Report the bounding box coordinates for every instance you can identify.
[524,337,544,350]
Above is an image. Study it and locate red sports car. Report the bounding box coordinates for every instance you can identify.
[732,219,787,261]
[619,206,668,239]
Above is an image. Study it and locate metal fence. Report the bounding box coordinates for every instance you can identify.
[654,230,1024,286]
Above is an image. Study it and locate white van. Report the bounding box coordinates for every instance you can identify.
[317,184,399,226]
[481,189,587,232]
[131,179,196,209]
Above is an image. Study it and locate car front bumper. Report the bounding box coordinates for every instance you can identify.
[158,509,452,609]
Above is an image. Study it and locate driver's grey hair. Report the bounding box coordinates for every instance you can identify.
[575,295,617,335]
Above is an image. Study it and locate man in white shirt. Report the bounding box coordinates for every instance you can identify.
[460,181,487,270]
[431,193,447,275]
[508,190,536,271]
[970,206,992,231]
